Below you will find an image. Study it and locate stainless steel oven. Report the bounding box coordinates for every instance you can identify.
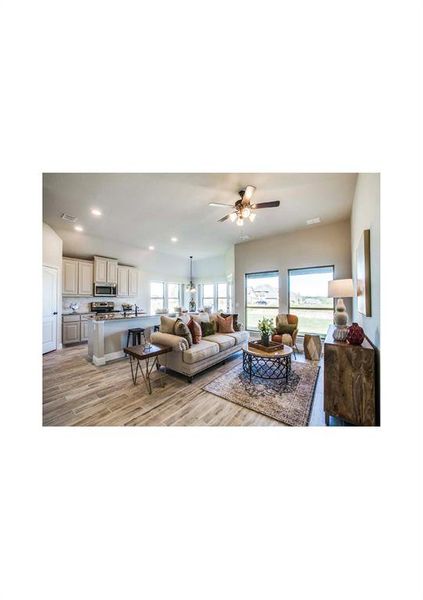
[94,284,117,297]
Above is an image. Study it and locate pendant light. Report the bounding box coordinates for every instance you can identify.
[186,256,196,293]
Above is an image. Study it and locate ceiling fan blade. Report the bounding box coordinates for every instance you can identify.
[242,185,256,203]
[209,202,234,207]
[253,201,280,209]
[218,212,234,222]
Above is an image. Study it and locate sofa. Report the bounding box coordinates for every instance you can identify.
[150,312,249,382]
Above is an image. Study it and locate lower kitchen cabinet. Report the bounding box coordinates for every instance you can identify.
[62,314,93,345]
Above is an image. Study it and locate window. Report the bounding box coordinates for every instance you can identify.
[217,283,229,312]
[167,283,181,313]
[202,284,215,311]
[245,271,279,330]
[288,266,334,336]
[150,281,165,313]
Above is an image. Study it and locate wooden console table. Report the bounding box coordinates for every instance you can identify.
[324,325,376,426]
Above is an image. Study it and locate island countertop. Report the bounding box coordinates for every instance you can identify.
[92,313,158,322]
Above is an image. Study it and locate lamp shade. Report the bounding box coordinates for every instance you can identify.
[328,278,354,298]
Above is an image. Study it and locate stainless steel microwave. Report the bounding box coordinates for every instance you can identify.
[94,284,117,297]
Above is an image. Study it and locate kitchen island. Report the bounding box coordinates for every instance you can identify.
[87,314,160,365]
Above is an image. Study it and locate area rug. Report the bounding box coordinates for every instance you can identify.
[203,361,320,426]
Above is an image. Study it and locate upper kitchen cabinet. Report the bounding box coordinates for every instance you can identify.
[94,256,118,284]
[128,268,138,297]
[78,260,94,296]
[107,259,118,285]
[94,256,108,283]
[62,258,78,295]
[117,266,138,297]
[117,266,129,297]
[63,257,94,296]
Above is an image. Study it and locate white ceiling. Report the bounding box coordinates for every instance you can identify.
[43,173,357,259]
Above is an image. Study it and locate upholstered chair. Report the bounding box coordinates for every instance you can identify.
[272,313,299,356]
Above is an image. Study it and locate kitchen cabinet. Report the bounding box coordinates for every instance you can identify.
[94,257,108,283]
[94,256,118,284]
[128,267,138,297]
[63,320,81,344]
[62,314,93,345]
[107,260,118,285]
[63,258,94,296]
[78,261,94,296]
[62,259,78,295]
[117,266,129,297]
[117,266,138,297]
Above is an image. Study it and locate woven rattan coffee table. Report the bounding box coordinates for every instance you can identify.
[242,344,293,384]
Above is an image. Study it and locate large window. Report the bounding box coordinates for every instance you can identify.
[245,271,279,330]
[150,282,165,313]
[202,284,215,311]
[217,283,229,312]
[288,266,334,336]
[167,283,181,313]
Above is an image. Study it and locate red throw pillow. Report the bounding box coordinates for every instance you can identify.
[216,314,234,333]
[187,317,202,344]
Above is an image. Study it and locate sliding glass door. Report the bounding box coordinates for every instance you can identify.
[245,271,279,330]
[288,266,334,335]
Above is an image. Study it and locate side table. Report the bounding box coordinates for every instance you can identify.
[123,343,172,394]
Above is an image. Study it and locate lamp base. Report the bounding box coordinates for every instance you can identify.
[332,325,349,342]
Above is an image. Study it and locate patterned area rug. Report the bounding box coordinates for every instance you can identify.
[203,361,320,426]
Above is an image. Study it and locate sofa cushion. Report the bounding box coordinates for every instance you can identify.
[182,339,219,364]
[226,330,249,345]
[221,312,239,331]
[202,334,236,351]
[160,315,177,334]
[174,319,193,347]
[200,321,217,337]
[216,314,234,333]
[187,317,202,344]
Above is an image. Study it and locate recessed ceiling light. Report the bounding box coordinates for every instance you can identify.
[148,245,155,250]
[91,208,102,216]
[171,237,178,242]
[74,225,83,232]
[306,217,321,225]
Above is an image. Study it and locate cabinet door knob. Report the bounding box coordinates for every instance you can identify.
[53,311,58,315]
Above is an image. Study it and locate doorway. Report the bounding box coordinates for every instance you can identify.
[43,266,58,353]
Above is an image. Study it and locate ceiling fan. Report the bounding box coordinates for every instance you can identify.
[209,185,280,226]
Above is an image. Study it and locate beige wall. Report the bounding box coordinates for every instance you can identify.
[351,173,380,347]
[234,219,352,326]
[43,222,63,346]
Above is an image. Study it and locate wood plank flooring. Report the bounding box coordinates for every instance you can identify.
[43,342,327,426]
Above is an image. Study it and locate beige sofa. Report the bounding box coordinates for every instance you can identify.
[150,312,249,382]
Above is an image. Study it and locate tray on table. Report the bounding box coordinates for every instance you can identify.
[248,340,284,353]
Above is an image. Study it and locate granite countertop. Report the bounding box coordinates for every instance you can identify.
[93,313,158,322]
[62,312,95,316]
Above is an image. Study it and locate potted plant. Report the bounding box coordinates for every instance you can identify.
[257,316,274,346]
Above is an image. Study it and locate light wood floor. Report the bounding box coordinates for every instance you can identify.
[43,343,327,426]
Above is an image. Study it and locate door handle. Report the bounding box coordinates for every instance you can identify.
[53,311,58,315]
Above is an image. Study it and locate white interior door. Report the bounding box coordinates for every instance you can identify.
[43,266,58,354]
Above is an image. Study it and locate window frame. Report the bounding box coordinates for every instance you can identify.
[166,282,182,313]
[245,270,280,331]
[287,264,335,337]
[150,281,165,314]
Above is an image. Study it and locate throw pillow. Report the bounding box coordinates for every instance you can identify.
[174,318,193,347]
[160,315,177,334]
[276,323,297,335]
[216,314,234,333]
[200,321,217,337]
[221,312,239,331]
[187,318,202,344]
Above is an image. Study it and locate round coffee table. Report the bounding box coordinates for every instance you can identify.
[242,345,293,384]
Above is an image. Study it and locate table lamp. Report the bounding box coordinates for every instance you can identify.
[328,278,354,341]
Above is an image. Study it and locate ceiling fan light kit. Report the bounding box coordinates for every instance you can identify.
[211,186,280,225]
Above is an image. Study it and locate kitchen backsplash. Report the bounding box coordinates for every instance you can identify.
[62,296,146,313]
